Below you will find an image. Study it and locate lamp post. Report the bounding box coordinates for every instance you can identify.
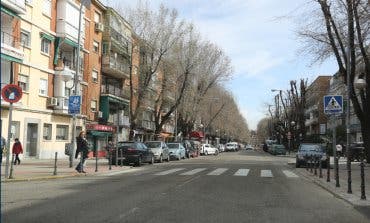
[69,0,90,168]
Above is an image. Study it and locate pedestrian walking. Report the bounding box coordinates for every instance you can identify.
[12,138,23,165]
[336,143,343,158]
[75,131,89,173]
[1,136,6,164]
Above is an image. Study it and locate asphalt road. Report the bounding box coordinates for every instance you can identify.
[2,150,369,223]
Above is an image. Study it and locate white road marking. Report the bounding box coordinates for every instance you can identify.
[180,168,207,175]
[282,170,299,178]
[154,168,185,175]
[261,170,273,178]
[233,169,250,176]
[101,168,141,176]
[207,168,228,175]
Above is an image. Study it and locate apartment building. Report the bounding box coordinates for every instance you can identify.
[305,76,331,136]
[1,0,108,159]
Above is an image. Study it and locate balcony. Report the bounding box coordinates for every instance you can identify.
[2,0,26,15]
[140,120,155,131]
[102,54,130,79]
[1,31,24,62]
[110,28,131,54]
[56,0,85,44]
[101,84,130,101]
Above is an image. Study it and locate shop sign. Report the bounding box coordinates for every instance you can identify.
[86,124,115,132]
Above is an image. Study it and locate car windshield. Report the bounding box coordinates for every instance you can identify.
[145,142,161,148]
[299,144,321,152]
[117,142,135,148]
[167,144,179,149]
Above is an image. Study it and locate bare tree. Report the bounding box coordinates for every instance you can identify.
[298,0,370,161]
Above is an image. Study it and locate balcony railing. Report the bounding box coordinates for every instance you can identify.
[101,85,130,100]
[109,56,130,74]
[110,28,130,51]
[140,120,155,131]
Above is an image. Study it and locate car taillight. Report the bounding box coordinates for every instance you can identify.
[127,148,136,152]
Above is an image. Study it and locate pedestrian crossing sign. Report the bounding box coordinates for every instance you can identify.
[324,95,343,114]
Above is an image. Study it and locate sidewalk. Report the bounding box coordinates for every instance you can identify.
[292,157,370,207]
[0,157,132,182]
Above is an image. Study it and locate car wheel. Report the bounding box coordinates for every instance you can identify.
[159,155,163,163]
[295,159,300,168]
[136,156,142,167]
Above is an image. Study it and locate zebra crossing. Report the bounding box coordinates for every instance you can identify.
[153,168,299,178]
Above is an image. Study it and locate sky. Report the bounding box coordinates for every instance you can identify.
[106,0,338,130]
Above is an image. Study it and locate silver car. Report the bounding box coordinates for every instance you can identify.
[145,141,170,163]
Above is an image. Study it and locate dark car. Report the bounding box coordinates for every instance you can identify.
[295,143,327,168]
[111,141,154,167]
[269,144,286,155]
[348,142,365,162]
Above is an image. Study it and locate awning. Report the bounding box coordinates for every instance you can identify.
[1,6,20,18]
[87,130,112,137]
[189,131,204,138]
[64,38,78,48]
[40,32,55,41]
[1,54,22,63]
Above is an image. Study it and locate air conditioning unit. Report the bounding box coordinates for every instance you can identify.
[98,111,103,118]
[95,23,104,32]
[47,97,58,107]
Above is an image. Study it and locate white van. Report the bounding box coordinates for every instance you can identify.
[225,142,238,152]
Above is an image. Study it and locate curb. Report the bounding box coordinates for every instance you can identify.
[290,165,370,207]
[1,167,134,183]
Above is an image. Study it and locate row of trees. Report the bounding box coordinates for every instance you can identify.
[258,0,369,161]
[116,2,250,142]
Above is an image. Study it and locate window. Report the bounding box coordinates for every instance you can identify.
[102,43,108,55]
[41,38,51,55]
[10,121,20,140]
[18,74,29,92]
[92,70,98,82]
[43,123,52,140]
[93,41,99,53]
[56,125,69,140]
[20,30,31,47]
[42,0,51,17]
[91,100,97,112]
[94,11,101,23]
[39,79,48,96]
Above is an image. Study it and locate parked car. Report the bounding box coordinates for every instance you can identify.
[295,143,327,168]
[268,144,286,155]
[245,144,253,150]
[167,143,186,160]
[200,144,218,155]
[218,144,225,152]
[225,142,238,152]
[144,141,170,163]
[348,142,365,162]
[112,141,154,167]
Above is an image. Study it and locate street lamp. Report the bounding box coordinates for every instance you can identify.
[288,121,295,154]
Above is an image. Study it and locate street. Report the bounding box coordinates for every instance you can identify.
[2,150,369,223]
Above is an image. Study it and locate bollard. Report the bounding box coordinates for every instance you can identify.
[120,149,123,167]
[305,156,309,171]
[319,157,323,178]
[314,156,318,176]
[335,154,340,187]
[326,155,330,182]
[53,152,58,176]
[109,150,112,170]
[95,149,98,173]
[310,155,313,173]
[360,158,366,200]
[9,154,15,179]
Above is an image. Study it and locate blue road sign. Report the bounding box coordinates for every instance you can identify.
[324,95,343,114]
[68,95,81,115]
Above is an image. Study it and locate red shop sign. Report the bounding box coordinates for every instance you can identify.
[86,124,115,132]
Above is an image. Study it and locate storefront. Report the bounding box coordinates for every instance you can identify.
[86,124,115,158]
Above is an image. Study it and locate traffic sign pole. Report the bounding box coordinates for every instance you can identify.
[5,102,13,179]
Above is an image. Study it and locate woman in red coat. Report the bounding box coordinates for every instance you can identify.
[12,138,23,165]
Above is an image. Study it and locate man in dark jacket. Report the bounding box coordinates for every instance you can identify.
[75,131,89,173]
